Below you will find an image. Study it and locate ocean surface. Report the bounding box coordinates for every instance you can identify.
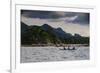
[20,46,89,63]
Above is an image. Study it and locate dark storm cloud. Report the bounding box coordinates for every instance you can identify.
[21,10,89,24]
[21,10,66,19]
[71,13,90,24]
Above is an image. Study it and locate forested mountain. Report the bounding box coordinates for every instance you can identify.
[21,22,89,45]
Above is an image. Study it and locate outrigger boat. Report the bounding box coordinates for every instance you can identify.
[60,45,76,50]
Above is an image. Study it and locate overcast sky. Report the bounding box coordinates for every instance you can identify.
[21,10,90,37]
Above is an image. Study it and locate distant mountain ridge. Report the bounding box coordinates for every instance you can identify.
[21,22,89,45]
[21,22,29,33]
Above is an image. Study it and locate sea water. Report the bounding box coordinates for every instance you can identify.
[20,46,89,63]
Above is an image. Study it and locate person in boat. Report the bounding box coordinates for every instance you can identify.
[67,46,70,50]
[63,46,66,50]
[72,46,75,50]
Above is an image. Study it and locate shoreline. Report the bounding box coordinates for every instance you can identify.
[21,44,89,47]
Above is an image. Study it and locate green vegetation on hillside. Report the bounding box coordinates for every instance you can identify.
[21,22,89,46]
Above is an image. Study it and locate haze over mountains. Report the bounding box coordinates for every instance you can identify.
[21,22,89,45]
